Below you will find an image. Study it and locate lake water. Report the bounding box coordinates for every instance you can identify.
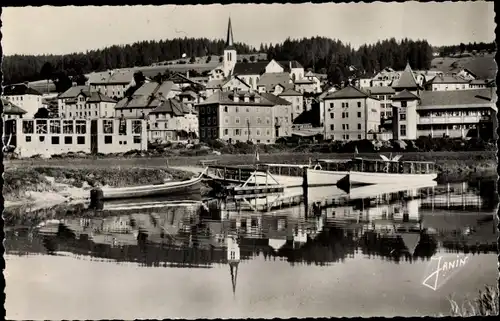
[4,179,498,319]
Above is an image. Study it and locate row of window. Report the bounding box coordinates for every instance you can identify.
[26,135,86,145]
[329,124,363,131]
[67,111,110,117]
[330,134,363,140]
[328,101,363,109]
[21,119,142,135]
[417,124,478,130]
[419,110,491,117]
[5,95,40,102]
[23,119,87,135]
[329,112,363,119]
[222,128,271,137]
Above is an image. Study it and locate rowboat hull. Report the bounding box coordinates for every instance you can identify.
[94,175,203,201]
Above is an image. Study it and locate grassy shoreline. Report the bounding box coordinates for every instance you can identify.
[3,151,496,210]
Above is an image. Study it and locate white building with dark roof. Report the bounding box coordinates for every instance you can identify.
[87,69,135,99]
[2,83,43,118]
[148,98,198,143]
[57,85,91,119]
[322,85,381,141]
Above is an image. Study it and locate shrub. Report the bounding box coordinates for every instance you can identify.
[448,285,498,316]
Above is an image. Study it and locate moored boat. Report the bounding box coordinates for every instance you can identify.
[90,172,204,202]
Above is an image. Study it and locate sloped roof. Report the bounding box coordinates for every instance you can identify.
[392,63,419,89]
[86,91,117,103]
[277,60,303,71]
[294,78,315,84]
[197,90,274,106]
[259,93,292,106]
[134,82,160,97]
[3,83,42,96]
[323,85,374,100]
[426,75,470,85]
[206,79,224,89]
[365,86,395,95]
[88,70,135,85]
[1,98,27,114]
[419,89,497,110]
[58,85,91,99]
[392,89,420,101]
[257,72,292,91]
[233,61,268,76]
[279,88,303,97]
[156,81,179,97]
[150,98,189,116]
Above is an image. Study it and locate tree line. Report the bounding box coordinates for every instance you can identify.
[4,36,441,87]
[436,41,496,57]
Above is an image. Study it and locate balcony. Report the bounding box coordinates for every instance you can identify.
[418,115,482,125]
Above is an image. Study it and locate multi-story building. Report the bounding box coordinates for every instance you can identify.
[148,98,198,143]
[87,70,135,99]
[58,86,91,118]
[417,88,497,139]
[114,81,181,119]
[424,75,471,91]
[196,90,280,144]
[279,89,304,121]
[85,92,117,119]
[323,85,381,141]
[391,63,422,140]
[260,93,293,138]
[2,83,43,118]
[365,86,395,120]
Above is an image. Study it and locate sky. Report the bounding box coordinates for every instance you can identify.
[2,2,496,56]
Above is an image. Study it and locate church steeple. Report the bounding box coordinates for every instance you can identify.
[226,17,235,49]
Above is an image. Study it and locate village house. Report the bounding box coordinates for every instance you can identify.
[196,90,282,144]
[205,75,251,97]
[85,92,117,119]
[114,81,181,119]
[265,59,305,82]
[148,98,198,143]
[302,71,323,93]
[87,69,136,99]
[279,88,304,121]
[322,85,381,141]
[58,86,91,118]
[256,72,293,94]
[423,75,471,91]
[2,83,43,118]
[294,78,318,94]
[2,98,27,121]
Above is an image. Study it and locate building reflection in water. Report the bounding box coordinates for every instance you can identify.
[4,179,497,272]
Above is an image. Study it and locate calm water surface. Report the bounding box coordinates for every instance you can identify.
[5,180,498,319]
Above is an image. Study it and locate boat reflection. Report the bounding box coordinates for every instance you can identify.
[5,180,496,272]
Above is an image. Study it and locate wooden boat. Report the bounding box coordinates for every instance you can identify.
[90,172,204,202]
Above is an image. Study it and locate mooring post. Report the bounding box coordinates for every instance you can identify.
[90,188,104,210]
[302,166,308,207]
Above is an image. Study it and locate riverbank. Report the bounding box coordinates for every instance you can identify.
[2,166,197,210]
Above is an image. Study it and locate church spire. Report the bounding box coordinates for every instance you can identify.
[226,17,234,49]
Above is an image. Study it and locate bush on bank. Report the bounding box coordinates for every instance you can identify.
[2,167,194,201]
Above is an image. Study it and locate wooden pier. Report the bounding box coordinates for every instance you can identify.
[203,164,286,197]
